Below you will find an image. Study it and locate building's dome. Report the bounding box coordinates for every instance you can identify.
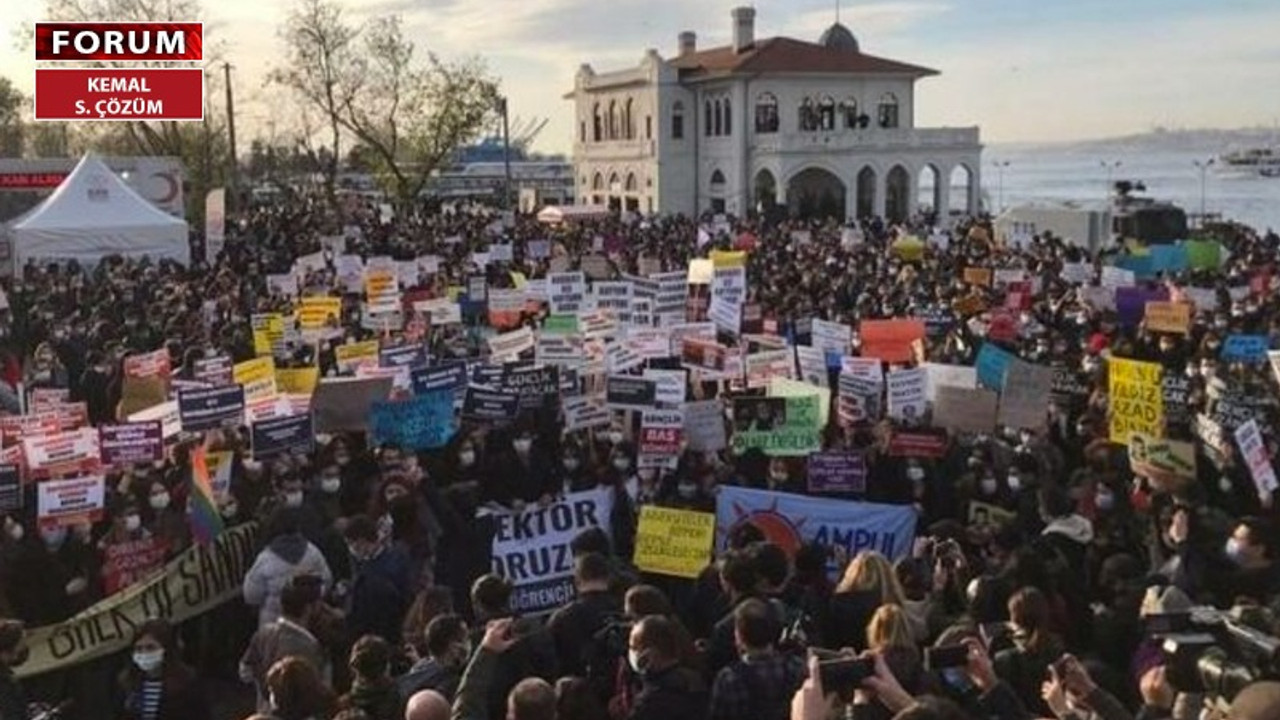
[818,22,859,52]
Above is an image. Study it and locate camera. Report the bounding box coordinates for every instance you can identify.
[925,644,970,671]
[1159,607,1280,704]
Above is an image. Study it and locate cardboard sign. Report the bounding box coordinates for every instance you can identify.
[807,452,867,494]
[275,367,320,396]
[1109,358,1163,443]
[98,422,164,468]
[886,368,927,422]
[684,400,726,452]
[633,506,715,579]
[997,359,1054,430]
[859,320,925,363]
[1144,301,1191,334]
[36,474,105,528]
[933,386,999,435]
[963,267,992,287]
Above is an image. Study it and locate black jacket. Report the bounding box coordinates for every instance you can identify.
[547,589,622,677]
[0,668,25,720]
[397,657,462,702]
[629,665,706,720]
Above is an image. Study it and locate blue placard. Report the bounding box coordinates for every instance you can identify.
[975,343,1016,390]
[411,362,468,396]
[1150,245,1188,274]
[369,391,457,450]
[1221,334,1269,364]
[380,344,429,369]
[177,385,246,432]
[1114,254,1156,279]
[251,414,315,459]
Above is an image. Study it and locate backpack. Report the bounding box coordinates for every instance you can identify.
[584,616,630,703]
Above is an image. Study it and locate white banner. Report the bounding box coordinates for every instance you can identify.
[1235,419,1279,496]
[887,368,927,422]
[488,326,535,361]
[489,487,614,614]
[37,474,106,527]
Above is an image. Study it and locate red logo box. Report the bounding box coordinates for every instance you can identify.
[35,68,204,122]
[35,22,202,61]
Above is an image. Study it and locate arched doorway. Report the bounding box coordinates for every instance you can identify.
[856,166,877,219]
[950,165,974,216]
[917,164,941,217]
[624,172,639,212]
[885,165,910,223]
[608,172,622,211]
[709,169,727,214]
[754,169,778,214]
[786,167,845,220]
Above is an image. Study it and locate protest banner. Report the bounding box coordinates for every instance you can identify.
[579,311,620,342]
[311,376,394,433]
[536,333,584,368]
[233,357,277,402]
[543,315,580,336]
[859,320,924,363]
[487,289,527,329]
[932,386,998,435]
[489,488,614,614]
[251,414,316,459]
[177,385,246,433]
[1145,301,1192,334]
[23,429,102,480]
[123,349,172,380]
[683,400,726,452]
[0,465,20,512]
[1108,358,1163,443]
[837,373,880,426]
[997,359,1054,430]
[593,281,633,322]
[462,387,520,423]
[1235,420,1279,496]
[605,342,644,373]
[500,365,560,412]
[0,412,59,447]
[730,395,821,457]
[297,296,341,330]
[192,355,234,386]
[101,538,169,595]
[680,337,728,373]
[411,363,468,400]
[1221,335,1269,364]
[887,368,927,422]
[488,326,535,361]
[98,423,163,468]
[606,376,657,410]
[639,409,684,468]
[28,389,69,412]
[37,474,105,528]
[794,346,829,388]
[716,486,916,561]
[15,522,259,678]
[369,391,456,451]
[562,396,611,434]
[642,369,686,408]
[633,506,716,579]
[746,349,797,389]
[1128,433,1196,483]
[968,501,1017,528]
[378,344,428,371]
[975,344,1016,390]
[275,367,320,396]
[807,452,867,494]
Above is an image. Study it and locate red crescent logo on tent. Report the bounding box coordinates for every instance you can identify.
[151,171,179,204]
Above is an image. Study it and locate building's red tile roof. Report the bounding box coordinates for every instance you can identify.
[668,37,938,78]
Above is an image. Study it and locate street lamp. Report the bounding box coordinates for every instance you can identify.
[496,95,513,211]
[991,160,1010,213]
[1100,160,1122,198]
[1193,158,1214,224]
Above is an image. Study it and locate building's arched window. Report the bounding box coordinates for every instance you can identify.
[710,170,726,188]
[672,101,685,139]
[624,98,634,139]
[705,100,713,136]
[592,103,602,142]
[608,100,619,139]
[755,93,778,133]
[625,173,638,192]
[878,93,900,129]
[842,98,860,129]
[714,99,724,136]
[798,97,818,132]
[646,115,652,140]
[818,96,836,131]
[723,98,732,136]
[592,173,604,190]
[579,121,586,143]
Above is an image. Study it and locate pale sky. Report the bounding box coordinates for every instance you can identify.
[3,0,1279,155]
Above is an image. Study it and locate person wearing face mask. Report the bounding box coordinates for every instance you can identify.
[483,426,555,510]
[1221,517,1280,606]
[119,619,209,720]
[558,440,594,494]
[243,508,333,629]
[6,515,100,627]
[625,615,706,720]
[397,613,471,702]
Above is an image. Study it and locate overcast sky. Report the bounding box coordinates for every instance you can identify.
[3,0,1279,155]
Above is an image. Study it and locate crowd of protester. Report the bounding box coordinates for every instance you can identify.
[0,190,1277,720]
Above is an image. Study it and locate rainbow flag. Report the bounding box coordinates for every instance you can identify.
[187,447,225,545]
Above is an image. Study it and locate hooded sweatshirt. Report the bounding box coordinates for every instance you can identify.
[242,533,333,628]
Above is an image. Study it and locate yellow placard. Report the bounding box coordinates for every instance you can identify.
[251,313,285,356]
[364,269,398,300]
[297,296,342,330]
[633,506,716,579]
[447,286,463,301]
[275,367,320,395]
[1108,358,1163,443]
[710,250,747,269]
[234,356,278,401]
[334,340,379,371]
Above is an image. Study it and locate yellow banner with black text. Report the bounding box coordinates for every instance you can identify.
[14,523,259,678]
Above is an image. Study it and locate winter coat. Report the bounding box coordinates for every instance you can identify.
[242,534,333,628]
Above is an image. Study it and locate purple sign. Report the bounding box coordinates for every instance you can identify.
[1115,286,1169,327]
[807,452,867,494]
[99,422,164,467]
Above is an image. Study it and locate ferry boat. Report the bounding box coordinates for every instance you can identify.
[1218,147,1280,176]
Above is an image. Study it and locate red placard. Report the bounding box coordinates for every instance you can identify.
[887,430,949,458]
[35,68,204,122]
[35,22,202,61]
[0,173,68,189]
[102,537,169,594]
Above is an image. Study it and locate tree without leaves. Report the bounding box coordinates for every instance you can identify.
[333,15,499,207]
[269,0,358,219]
[0,76,23,157]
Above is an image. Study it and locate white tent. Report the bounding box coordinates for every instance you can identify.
[6,153,189,270]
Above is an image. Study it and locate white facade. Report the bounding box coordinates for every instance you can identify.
[566,8,983,221]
